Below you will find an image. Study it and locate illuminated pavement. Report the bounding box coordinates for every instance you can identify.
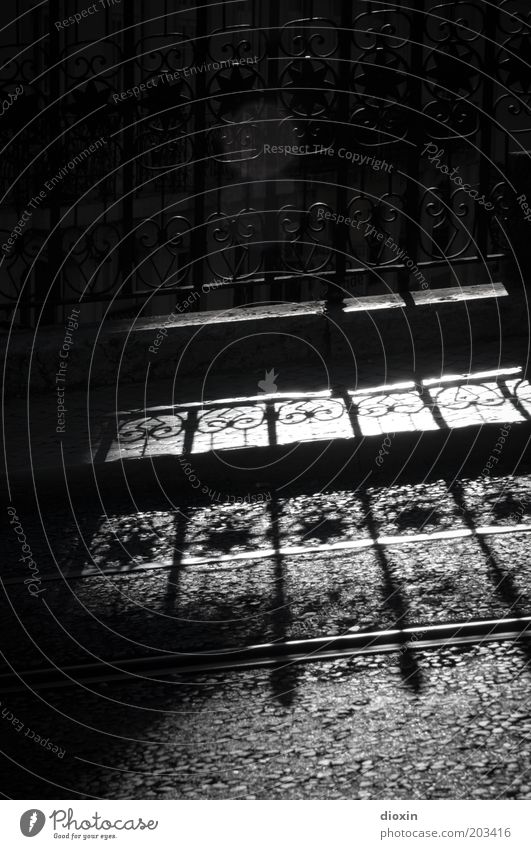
[3,346,531,800]
[3,475,531,668]
[3,641,531,800]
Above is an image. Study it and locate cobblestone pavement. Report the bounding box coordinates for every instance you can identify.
[3,531,531,669]
[2,642,530,799]
[5,474,531,578]
[3,459,531,799]
[3,475,531,670]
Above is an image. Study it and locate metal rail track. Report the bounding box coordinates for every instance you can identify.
[1,615,530,695]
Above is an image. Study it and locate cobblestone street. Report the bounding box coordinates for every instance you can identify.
[3,642,531,800]
[3,468,531,799]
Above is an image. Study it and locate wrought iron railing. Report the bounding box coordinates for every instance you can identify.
[0,0,527,327]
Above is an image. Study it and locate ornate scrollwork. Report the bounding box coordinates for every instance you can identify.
[346,193,405,268]
[280,18,339,59]
[276,398,345,425]
[117,414,186,448]
[208,26,267,65]
[0,1,515,323]
[353,48,410,108]
[134,216,193,290]
[431,383,508,412]
[134,32,195,78]
[351,8,412,52]
[205,209,264,280]
[280,203,335,275]
[207,63,264,124]
[422,97,479,142]
[419,184,476,261]
[357,392,427,418]
[198,405,266,433]
[280,57,338,119]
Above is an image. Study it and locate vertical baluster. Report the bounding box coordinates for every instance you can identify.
[121,0,135,305]
[42,0,62,326]
[478,0,496,264]
[264,0,281,304]
[192,3,208,309]
[401,0,424,302]
[325,0,350,311]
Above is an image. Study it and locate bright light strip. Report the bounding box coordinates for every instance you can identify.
[423,366,522,387]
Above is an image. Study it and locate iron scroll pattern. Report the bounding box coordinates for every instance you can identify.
[112,378,529,458]
[115,396,350,456]
[0,0,525,325]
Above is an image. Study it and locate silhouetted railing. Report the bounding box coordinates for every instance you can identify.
[0,0,524,327]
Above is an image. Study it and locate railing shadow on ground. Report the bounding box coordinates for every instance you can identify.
[109,370,531,465]
[4,467,531,716]
[450,481,531,665]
